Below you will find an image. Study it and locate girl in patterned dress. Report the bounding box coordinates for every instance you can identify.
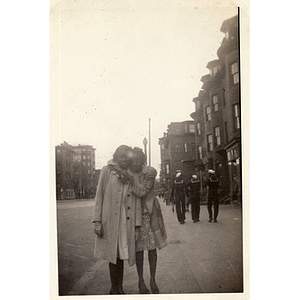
[129,148,167,294]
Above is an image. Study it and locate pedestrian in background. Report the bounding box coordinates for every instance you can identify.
[187,174,201,223]
[171,172,186,224]
[128,148,167,294]
[92,145,140,295]
[205,169,219,222]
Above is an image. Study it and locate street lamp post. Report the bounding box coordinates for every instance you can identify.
[148,118,151,167]
[143,137,148,165]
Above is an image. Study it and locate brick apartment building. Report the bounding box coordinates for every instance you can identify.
[159,14,241,202]
[55,142,76,200]
[55,142,98,200]
[191,14,241,201]
[159,121,197,189]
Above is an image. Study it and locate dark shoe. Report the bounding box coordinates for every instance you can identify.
[138,280,150,294]
[209,219,212,222]
[150,278,159,294]
[109,288,119,295]
[214,220,217,223]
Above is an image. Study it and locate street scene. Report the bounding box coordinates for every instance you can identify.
[52,2,244,298]
[57,197,243,295]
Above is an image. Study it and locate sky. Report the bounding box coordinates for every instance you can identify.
[51,0,238,171]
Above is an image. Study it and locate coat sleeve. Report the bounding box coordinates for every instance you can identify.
[130,167,157,198]
[92,166,110,223]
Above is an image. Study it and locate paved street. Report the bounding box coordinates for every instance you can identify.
[56,197,243,296]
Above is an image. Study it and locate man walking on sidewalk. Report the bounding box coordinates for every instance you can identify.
[205,169,219,223]
[187,174,201,223]
[171,172,186,224]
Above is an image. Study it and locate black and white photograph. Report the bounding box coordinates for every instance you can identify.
[50,0,248,299]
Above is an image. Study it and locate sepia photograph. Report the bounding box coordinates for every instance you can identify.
[50,0,249,299]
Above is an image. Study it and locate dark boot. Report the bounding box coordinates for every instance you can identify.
[109,262,119,294]
[117,258,125,294]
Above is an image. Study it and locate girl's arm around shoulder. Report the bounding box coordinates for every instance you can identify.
[131,166,157,197]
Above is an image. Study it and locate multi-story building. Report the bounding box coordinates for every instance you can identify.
[55,142,96,200]
[190,14,240,201]
[72,144,96,198]
[55,142,75,200]
[159,121,197,189]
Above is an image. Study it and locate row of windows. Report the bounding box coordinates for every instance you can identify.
[206,127,221,152]
[207,61,239,85]
[173,142,196,154]
[195,61,239,113]
[184,124,195,134]
[197,103,240,137]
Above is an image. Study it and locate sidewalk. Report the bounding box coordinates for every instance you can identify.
[69,198,243,295]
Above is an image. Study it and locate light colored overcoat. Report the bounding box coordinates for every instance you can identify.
[92,160,141,266]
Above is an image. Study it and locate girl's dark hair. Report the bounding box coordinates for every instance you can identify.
[131,147,146,164]
[113,145,132,161]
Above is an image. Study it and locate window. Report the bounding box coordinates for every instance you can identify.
[189,124,195,133]
[214,126,221,146]
[225,31,234,40]
[206,106,211,121]
[166,164,170,174]
[210,66,219,76]
[191,142,196,153]
[184,143,188,153]
[174,144,181,153]
[196,122,201,135]
[207,134,213,152]
[57,149,60,153]
[231,62,239,84]
[234,104,240,129]
[213,95,218,112]
[83,155,86,159]
[198,146,203,160]
[196,101,200,110]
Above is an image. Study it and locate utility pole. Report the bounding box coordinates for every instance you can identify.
[143,137,148,164]
[148,118,151,167]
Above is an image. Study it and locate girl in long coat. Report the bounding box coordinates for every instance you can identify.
[92,145,142,295]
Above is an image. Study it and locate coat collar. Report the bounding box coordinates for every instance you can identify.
[107,159,119,174]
